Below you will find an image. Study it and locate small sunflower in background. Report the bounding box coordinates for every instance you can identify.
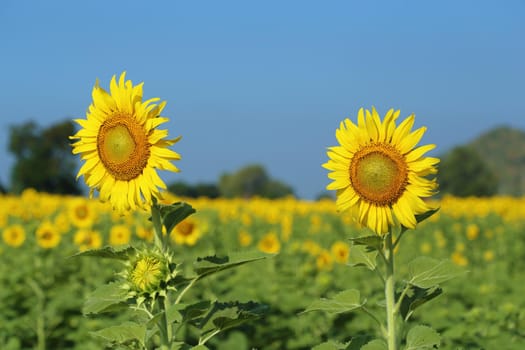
[109,224,132,246]
[74,229,103,251]
[171,218,202,246]
[257,232,281,254]
[36,221,61,249]
[331,241,350,264]
[2,224,26,248]
[68,198,96,228]
[70,72,181,214]
[323,107,439,235]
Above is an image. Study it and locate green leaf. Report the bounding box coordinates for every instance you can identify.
[408,256,466,288]
[303,289,365,314]
[348,245,378,270]
[70,245,135,260]
[349,235,383,251]
[199,301,268,339]
[398,285,443,321]
[91,321,146,347]
[361,339,387,350]
[180,301,212,325]
[83,282,129,315]
[401,208,440,233]
[158,201,196,234]
[346,336,369,350]
[193,251,270,278]
[406,325,440,350]
[190,346,209,350]
[312,340,348,350]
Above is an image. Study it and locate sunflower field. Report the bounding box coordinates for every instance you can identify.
[1,189,525,349]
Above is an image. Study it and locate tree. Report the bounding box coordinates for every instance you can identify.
[439,145,498,197]
[218,164,294,198]
[8,120,82,194]
[168,181,220,198]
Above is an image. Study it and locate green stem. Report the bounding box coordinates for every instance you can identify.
[394,284,411,317]
[157,296,171,348]
[174,277,198,304]
[164,294,173,344]
[151,203,165,252]
[199,329,221,346]
[384,233,398,350]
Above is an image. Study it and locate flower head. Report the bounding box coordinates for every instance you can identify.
[171,218,202,246]
[74,229,103,251]
[36,221,61,249]
[323,107,439,235]
[70,72,181,214]
[257,232,281,254]
[3,224,26,247]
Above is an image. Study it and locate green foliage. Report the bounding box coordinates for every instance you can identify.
[8,120,82,194]
[405,325,440,350]
[407,257,466,289]
[439,145,498,197]
[303,289,365,314]
[468,126,525,195]
[218,164,294,198]
[361,339,387,350]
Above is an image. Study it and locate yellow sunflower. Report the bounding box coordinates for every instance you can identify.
[74,229,103,251]
[70,72,181,214]
[171,218,202,246]
[36,221,61,249]
[3,224,26,248]
[323,107,439,235]
[109,224,132,246]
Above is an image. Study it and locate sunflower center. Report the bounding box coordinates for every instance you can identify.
[97,114,150,181]
[350,143,408,206]
[177,222,194,236]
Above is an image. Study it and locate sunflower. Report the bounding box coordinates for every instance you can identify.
[67,198,97,228]
[3,224,26,248]
[70,72,181,214]
[331,241,350,264]
[323,107,439,235]
[171,218,202,246]
[257,232,281,254]
[74,229,103,251]
[110,224,132,246]
[36,221,61,249]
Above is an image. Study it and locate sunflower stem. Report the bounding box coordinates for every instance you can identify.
[151,203,165,252]
[384,232,398,350]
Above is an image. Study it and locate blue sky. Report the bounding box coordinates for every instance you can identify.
[1,0,524,199]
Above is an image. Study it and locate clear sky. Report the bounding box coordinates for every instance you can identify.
[1,0,524,199]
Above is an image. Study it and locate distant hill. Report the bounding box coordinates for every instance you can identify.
[468,126,525,195]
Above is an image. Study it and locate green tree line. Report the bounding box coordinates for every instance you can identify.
[6,119,520,198]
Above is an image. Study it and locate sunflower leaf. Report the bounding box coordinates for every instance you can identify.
[193,251,270,278]
[302,289,365,314]
[83,282,129,315]
[408,256,466,288]
[349,235,383,251]
[406,325,441,350]
[348,245,378,270]
[70,245,135,260]
[157,201,196,235]
[312,340,349,350]
[198,301,268,340]
[361,339,387,350]
[90,321,146,347]
[398,285,443,321]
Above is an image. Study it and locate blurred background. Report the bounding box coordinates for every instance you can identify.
[1,0,524,199]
